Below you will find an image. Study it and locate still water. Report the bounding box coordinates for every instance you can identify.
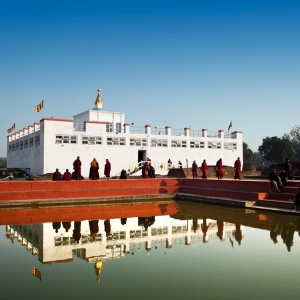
[1,200,300,300]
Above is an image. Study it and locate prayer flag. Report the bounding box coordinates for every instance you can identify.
[228,120,232,132]
[7,123,15,133]
[34,100,44,113]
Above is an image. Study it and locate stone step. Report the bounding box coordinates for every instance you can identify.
[257,198,295,210]
[179,186,268,201]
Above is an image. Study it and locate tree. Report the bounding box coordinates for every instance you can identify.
[243,142,253,163]
[0,157,6,168]
[258,136,295,163]
[289,125,300,160]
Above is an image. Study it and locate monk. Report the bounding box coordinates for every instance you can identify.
[73,156,82,180]
[216,158,223,179]
[234,157,242,180]
[104,159,111,179]
[192,160,198,179]
[52,168,61,181]
[89,158,99,180]
[62,169,72,181]
[201,159,208,179]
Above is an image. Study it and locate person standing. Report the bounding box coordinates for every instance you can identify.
[216,158,223,179]
[148,163,155,178]
[104,159,111,179]
[234,157,242,180]
[192,160,198,179]
[52,168,62,181]
[201,159,208,179]
[269,168,282,193]
[89,158,99,180]
[178,160,183,168]
[62,169,72,181]
[285,158,293,180]
[73,156,82,180]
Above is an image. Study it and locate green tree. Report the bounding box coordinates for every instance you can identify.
[0,157,6,168]
[258,136,294,163]
[243,142,253,162]
[289,125,300,160]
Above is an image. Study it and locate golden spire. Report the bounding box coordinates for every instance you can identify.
[95,86,103,109]
[94,261,103,285]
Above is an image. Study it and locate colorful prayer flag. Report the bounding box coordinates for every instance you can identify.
[34,100,44,113]
[7,123,15,133]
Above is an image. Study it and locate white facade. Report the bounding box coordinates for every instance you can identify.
[7,89,243,177]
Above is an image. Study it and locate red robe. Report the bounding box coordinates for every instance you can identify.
[89,161,99,180]
[73,158,82,180]
[104,161,111,178]
[62,171,72,181]
[201,162,208,179]
[234,159,241,180]
[52,171,61,181]
[216,160,223,179]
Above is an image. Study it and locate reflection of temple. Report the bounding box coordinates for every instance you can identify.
[6,216,241,266]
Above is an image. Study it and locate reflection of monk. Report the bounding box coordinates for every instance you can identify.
[121,218,127,225]
[216,220,225,240]
[52,222,61,233]
[281,223,295,252]
[104,220,111,236]
[201,218,209,243]
[234,224,243,245]
[89,220,99,240]
[138,216,155,230]
[62,222,71,232]
[73,221,81,244]
[192,217,199,233]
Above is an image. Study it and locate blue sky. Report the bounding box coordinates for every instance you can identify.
[1,0,299,157]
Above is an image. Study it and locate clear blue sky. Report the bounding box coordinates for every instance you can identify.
[1,0,299,157]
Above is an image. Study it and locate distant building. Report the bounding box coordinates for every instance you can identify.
[7,88,243,177]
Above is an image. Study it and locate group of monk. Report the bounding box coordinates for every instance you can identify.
[192,159,209,179]
[191,157,242,180]
[52,156,111,181]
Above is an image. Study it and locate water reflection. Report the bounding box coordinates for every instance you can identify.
[2,200,300,299]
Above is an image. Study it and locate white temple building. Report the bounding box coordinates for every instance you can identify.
[7,88,243,177]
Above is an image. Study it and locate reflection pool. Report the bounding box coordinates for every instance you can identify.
[1,200,300,300]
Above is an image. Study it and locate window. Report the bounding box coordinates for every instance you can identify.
[56,135,77,144]
[24,139,28,148]
[224,142,237,150]
[106,122,113,132]
[116,123,122,133]
[107,137,126,146]
[208,142,221,149]
[82,136,102,145]
[29,138,34,147]
[151,139,167,147]
[130,139,147,146]
[19,141,23,149]
[35,135,40,146]
[190,141,205,148]
[15,142,19,150]
[171,140,187,147]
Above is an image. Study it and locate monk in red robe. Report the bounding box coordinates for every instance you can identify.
[192,160,198,178]
[52,168,61,181]
[104,159,111,179]
[89,158,99,180]
[234,157,242,180]
[201,159,208,179]
[73,156,82,180]
[216,158,223,179]
[62,169,72,181]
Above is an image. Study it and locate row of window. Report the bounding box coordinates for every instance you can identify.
[9,136,40,152]
[9,135,237,152]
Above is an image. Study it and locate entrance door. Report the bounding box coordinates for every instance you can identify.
[138,150,146,169]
